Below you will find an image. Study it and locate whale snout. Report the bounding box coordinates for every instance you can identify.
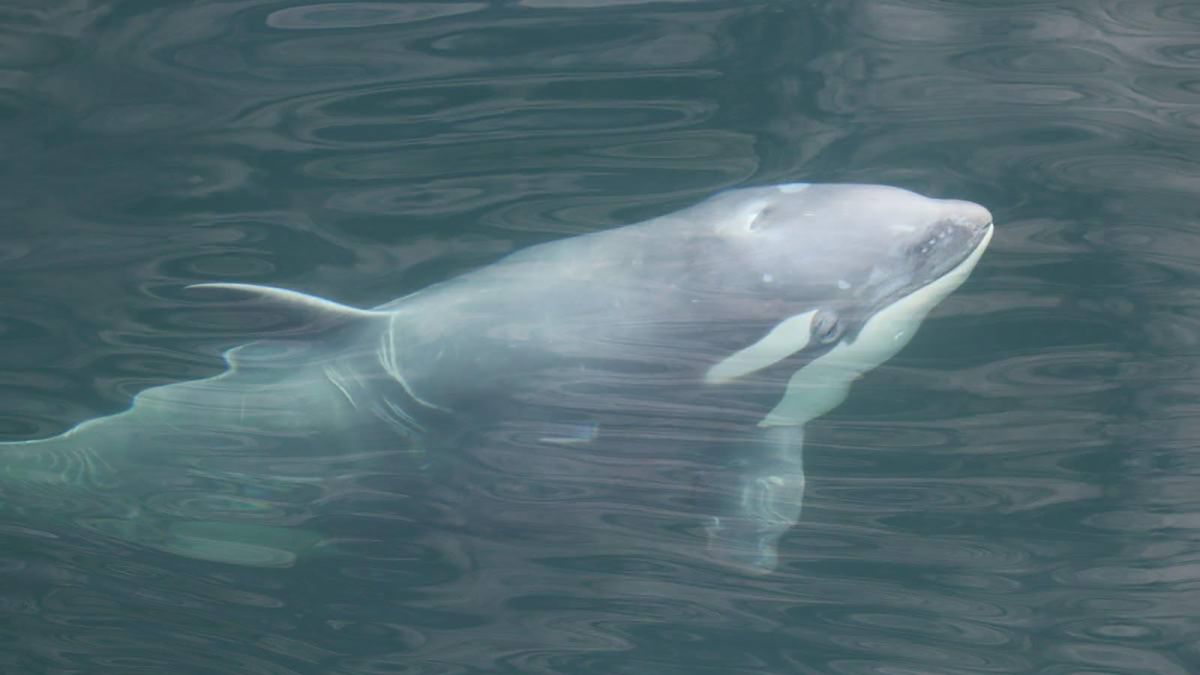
[942,198,993,235]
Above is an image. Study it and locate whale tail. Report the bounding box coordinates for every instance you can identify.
[0,282,417,562]
[0,433,340,566]
[0,284,419,565]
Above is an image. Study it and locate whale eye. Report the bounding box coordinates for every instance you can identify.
[811,310,842,344]
[748,206,775,232]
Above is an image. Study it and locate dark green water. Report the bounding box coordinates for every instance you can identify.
[0,1,1195,673]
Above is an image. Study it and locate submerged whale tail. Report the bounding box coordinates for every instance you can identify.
[0,284,415,566]
[0,431,340,566]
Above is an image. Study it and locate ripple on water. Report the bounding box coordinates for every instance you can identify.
[5,0,1200,673]
[265,2,486,31]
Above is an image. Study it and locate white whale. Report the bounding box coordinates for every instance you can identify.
[0,183,992,571]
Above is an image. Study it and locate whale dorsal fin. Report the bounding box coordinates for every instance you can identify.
[187,283,391,336]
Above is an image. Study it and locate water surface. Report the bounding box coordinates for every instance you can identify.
[1,1,1197,673]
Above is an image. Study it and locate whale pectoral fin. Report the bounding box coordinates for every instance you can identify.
[705,424,806,573]
[187,283,390,336]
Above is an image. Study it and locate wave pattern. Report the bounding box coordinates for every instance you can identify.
[0,0,1197,673]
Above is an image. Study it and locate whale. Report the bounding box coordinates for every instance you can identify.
[0,183,992,572]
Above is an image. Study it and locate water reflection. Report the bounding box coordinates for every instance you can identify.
[2,0,1200,673]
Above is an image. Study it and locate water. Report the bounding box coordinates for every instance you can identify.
[0,0,1195,673]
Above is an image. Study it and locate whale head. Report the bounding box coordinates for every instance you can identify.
[694,183,993,422]
[685,183,993,571]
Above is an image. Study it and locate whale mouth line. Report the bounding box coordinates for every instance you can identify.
[870,220,994,321]
[911,220,993,301]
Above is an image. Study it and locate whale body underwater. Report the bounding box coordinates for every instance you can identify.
[0,183,992,572]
